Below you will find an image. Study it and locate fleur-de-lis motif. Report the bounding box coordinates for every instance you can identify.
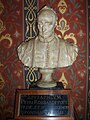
[0,19,5,34]
[59,72,68,88]
[56,17,77,44]
[56,17,70,36]
[58,0,67,14]
[0,1,4,15]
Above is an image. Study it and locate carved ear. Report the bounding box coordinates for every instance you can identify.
[54,20,58,28]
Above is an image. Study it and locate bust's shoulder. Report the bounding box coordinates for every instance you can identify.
[55,34,66,43]
[20,38,36,47]
[55,35,66,44]
[58,36,75,46]
[26,38,35,44]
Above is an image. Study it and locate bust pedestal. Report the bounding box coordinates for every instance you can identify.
[37,68,57,88]
[14,85,74,120]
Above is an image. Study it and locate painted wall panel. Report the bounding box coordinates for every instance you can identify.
[0,0,24,119]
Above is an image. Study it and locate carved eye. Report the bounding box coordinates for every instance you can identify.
[45,22,52,26]
[38,23,42,27]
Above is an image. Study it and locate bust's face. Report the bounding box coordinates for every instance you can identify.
[38,10,55,38]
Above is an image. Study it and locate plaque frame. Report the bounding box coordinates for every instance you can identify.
[14,89,74,120]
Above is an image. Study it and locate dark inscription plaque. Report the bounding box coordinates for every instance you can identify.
[20,94,69,116]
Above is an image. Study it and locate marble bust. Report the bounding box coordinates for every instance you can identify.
[17,6,78,88]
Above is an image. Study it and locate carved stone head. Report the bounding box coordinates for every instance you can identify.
[37,6,57,38]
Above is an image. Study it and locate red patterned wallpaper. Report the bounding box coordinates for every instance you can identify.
[0,0,88,120]
[0,0,24,119]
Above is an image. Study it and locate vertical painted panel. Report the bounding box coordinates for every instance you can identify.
[0,0,24,119]
[24,0,38,89]
[24,0,37,41]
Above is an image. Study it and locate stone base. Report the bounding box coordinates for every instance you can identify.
[37,80,57,88]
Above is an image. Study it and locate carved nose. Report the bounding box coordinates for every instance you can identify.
[42,26,46,32]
